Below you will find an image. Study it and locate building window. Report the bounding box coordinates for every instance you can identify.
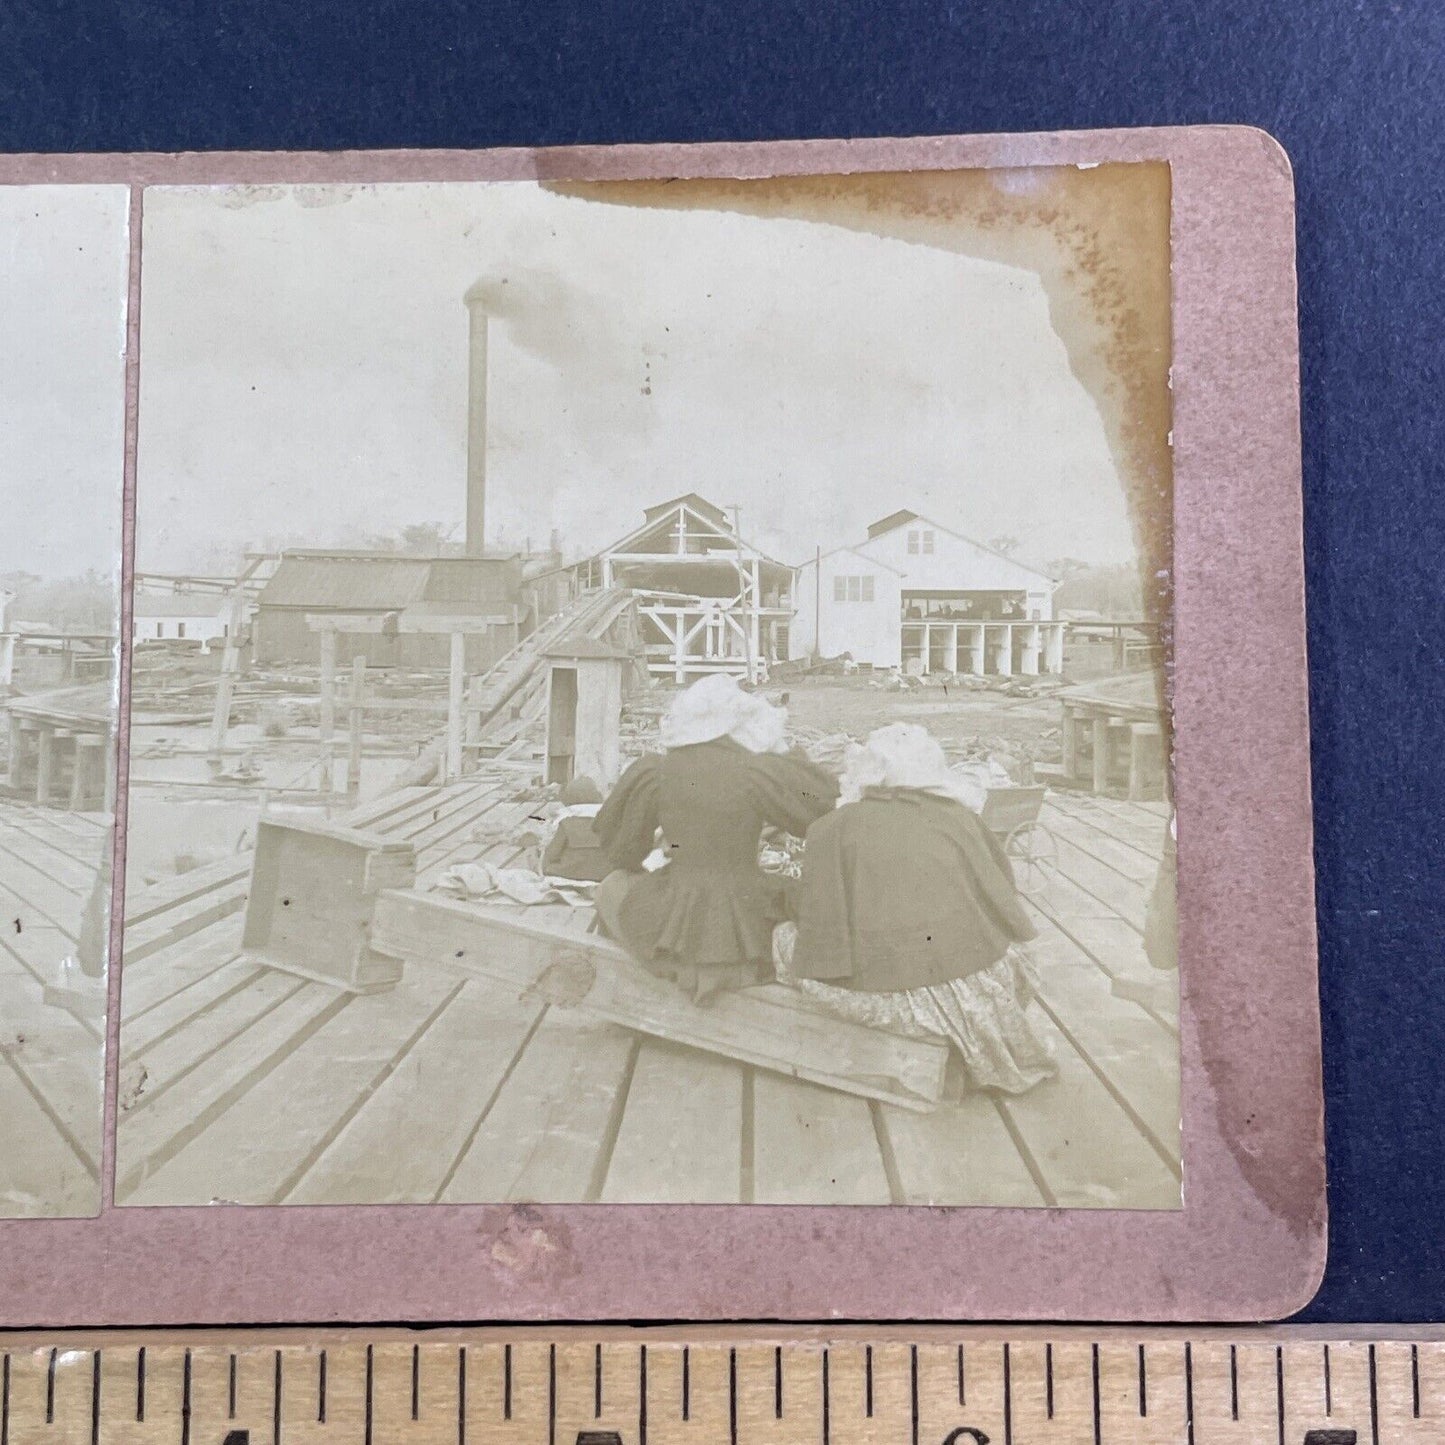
[177,622,186,639]
[906,529,935,555]
[155,623,165,639]
[833,575,875,603]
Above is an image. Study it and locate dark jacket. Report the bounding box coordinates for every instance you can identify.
[594,738,838,976]
[788,788,1036,993]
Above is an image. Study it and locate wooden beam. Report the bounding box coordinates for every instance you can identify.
[445,632,465,781]
[317,628,337,792]
[346,654,366,797]
[305,611,513,636]
[369,890,949,1113]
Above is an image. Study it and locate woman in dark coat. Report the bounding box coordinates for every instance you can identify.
[593,674,837,1001]
[777,723,1055,1094]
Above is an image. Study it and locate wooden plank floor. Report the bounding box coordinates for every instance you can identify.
[115,781,1181,1209]
[0,799,110,1217]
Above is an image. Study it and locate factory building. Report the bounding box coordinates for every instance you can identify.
[791,510,1065,675]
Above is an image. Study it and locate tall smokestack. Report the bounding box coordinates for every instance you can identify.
[462,280,493,557]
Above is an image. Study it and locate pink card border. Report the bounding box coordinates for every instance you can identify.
[0,126,1323,1325]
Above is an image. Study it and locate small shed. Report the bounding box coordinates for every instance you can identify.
[132,591,232,646]
[253,551,524,670]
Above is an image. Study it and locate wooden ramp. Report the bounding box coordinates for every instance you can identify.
[115,783,1181,1209]
[0,799,109,1217]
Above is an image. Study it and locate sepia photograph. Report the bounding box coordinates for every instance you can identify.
[115,168,1179,1210]
[0,184,127,1216]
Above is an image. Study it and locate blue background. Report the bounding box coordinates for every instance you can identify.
[2,0,1442,1323]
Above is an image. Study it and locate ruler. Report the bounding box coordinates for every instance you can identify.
[0,1330,1436,1445]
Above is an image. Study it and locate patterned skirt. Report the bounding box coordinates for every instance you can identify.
[772,923,1057,1095]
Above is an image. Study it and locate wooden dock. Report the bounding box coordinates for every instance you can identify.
[115,779,1181,1209]
[0,799,109,1216]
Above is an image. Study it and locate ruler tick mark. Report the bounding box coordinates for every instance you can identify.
[229,1353,237,1419]
[318,1349,327,1424]
[138,1345,147,1421]
[1139,1343,1147,1417]
[458,1347,467,1445]
[1003,1343,1012,1445]
[821,1348,830,1445]
[1,1355,8,1445]
[1324,1343,1333,1415]
[1184,1342,1195,1445]
[910,1345,919,1445]
[957,1344,966,1407]
[273,1349,282,1445]
[182,1349,193,1445]
[1276,1345,1285,1445]
[1369,1343,1380,1445]
[504,1342,512,1420]
[90,1351,101,1445]
[412,1344,420,1422]
[1046,1342,1054,1419]
[865,1345,874,1418]
[728,1349,738,1445]
[1412,1343,1421,1418]
[1230,1344,1239,1420]
[774,1346,783,1419]
[1091,1343,1101,1445]
[681,1347,690,1421]
[365,1345,374,1445]
[639,1344,648,1445]
[46,1347,56,1424]
[596,1343,603,1418]
[549,1343,557,1445]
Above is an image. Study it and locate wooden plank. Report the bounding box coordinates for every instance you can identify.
[880,1092,1047,1207]
[602,1040,743,1203]
[121,954,266,1056]
[284,976,543,1204]
[117,932,246,1019]
[0,812,101,893]
[1043,806,1158,884]
[0,840,85,938]
[0,957,102,1173]
[343,783,441,833]
[122,854,251,925]
[441,1009,637,1204]
[751,1071,892,1204]
[122,969,463,1206]
[1027,931,1181,1168]
[1051,831,1149,933]
[121,874,250,963]
[995,1011,1181,1209]
[370,890,949,1112]
[116,981,347,1202]
[0,1053,96,1216]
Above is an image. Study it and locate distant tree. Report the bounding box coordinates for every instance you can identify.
[7,569,118,630]
[363,522,459,556]
[1046,556,1092,582]
[1053,563,1145,619]
[987,534,1022,557]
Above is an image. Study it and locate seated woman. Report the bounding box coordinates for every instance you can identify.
[777,723,1056,1094]
[593,673,838,1002]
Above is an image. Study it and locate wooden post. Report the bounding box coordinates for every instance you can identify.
[1061,704,1079,780]
[346,655,366,797]
[944,624,958,674]
[5,713,24,789]
[317,627,337,792]
[1045,622,1065,674]
[0,633,14,688]
[207,583,249,763]
[35,725,56,805]
[1113,627,1127,672]
[446,631,465,782]
[1093,712,1113,794]
[993,625,1013,677]
[1021,623,1041,676]
[464,675,485,748]
[967,624,985,675]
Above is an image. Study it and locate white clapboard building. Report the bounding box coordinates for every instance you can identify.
[790,510,1065,675]
[131,591,233,647]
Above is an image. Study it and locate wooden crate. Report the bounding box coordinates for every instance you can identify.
[241,816,416,993]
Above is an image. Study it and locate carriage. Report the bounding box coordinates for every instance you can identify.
[979,783,1058,896]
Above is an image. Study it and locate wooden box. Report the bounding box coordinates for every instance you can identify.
[241,815,416,993]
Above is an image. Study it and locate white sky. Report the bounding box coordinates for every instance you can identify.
[0,185,129,581]
[136,181,1134,574]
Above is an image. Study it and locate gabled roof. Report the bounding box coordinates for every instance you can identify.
[796,544,907,576]
[258,552,519,611]
[866,509,920,540]
[859,511,1058,583]
[642,493,729,527]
